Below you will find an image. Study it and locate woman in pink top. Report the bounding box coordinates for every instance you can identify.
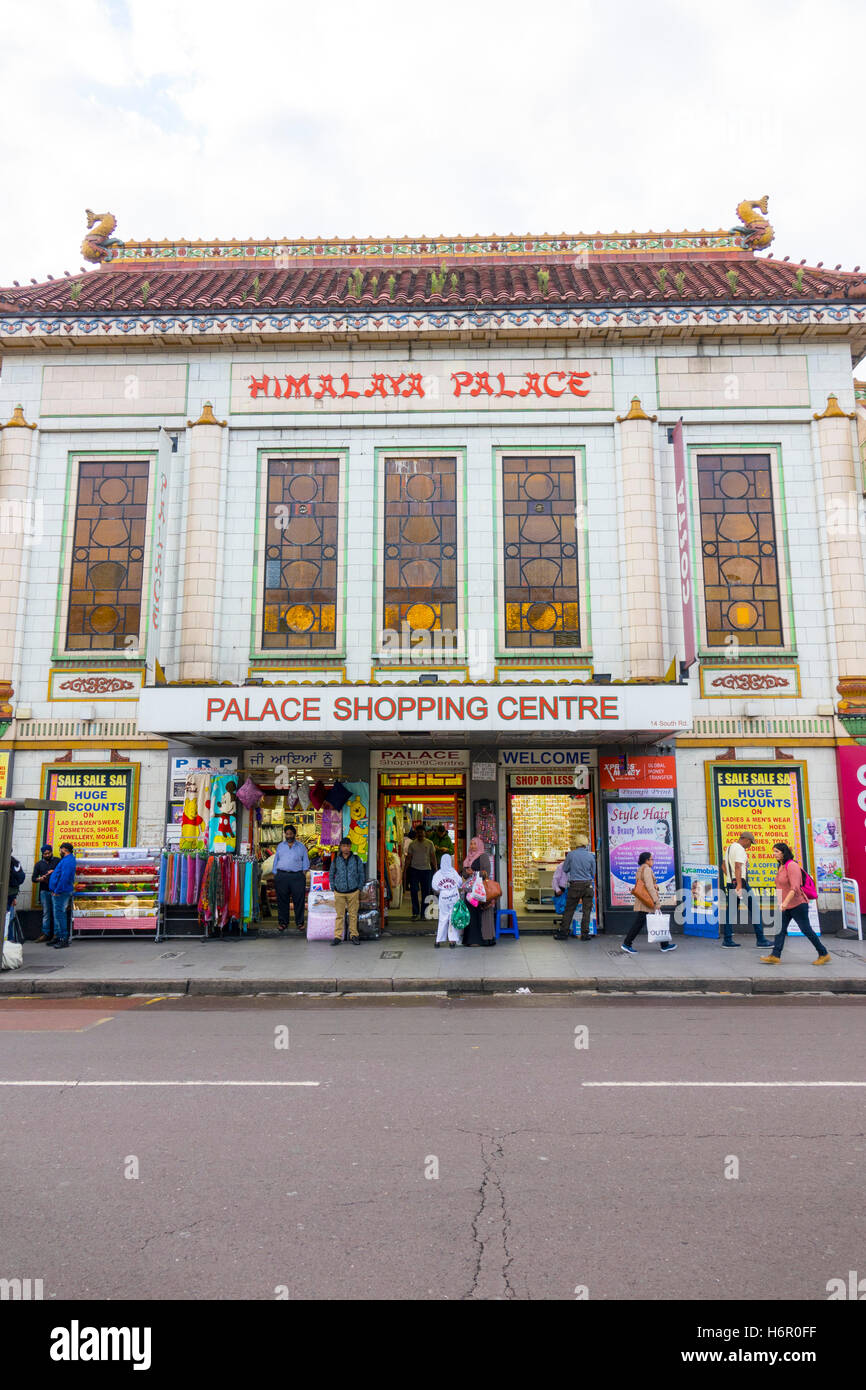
[761,842,830,965]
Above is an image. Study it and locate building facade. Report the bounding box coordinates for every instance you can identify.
[2,200,865,930]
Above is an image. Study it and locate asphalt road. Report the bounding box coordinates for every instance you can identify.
[1,994,864,1301]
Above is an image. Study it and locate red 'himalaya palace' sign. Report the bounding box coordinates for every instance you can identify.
[230,360,613,412]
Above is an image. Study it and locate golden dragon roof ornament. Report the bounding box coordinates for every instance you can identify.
[734,196,773,250]
[81,210,124,264]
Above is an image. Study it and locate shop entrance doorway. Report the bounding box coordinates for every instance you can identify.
[378,774,465,928]
[507,784,596,923]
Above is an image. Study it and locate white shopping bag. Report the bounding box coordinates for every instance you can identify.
[646,911,671,944]
[1,908,23,970]
[1,939,23,970]
[467,872,487,906]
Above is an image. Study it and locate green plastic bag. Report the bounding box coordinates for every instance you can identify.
[450,898,470,933]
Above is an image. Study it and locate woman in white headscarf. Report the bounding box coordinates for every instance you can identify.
[431,852,462,947]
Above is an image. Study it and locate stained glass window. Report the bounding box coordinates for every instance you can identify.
[502,455,580,648]
[65,461,150,651]
[382,456,458,639]
[697,453,783,647]
[262,457,339,650]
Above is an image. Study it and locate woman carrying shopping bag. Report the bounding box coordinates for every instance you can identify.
[621,851,677,955]
[461,836,496,948]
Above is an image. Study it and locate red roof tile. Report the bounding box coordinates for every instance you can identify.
[2,257,864,313]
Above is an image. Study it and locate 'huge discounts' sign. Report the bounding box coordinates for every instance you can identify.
[40,766,137,854]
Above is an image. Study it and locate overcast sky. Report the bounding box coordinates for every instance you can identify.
[2,0,864,286]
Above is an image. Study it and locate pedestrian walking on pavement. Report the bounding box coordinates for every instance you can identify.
[331,836,365,945]
[32,843,59,943]
[761,842,830,966]
[47,842,77,949]
[621,851,677,955]
[405,825,437,921]
[272,824,310,932]
[553,833,595,940]
[723,831,771,948]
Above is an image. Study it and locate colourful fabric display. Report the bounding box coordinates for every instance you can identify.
[308,780,327,810]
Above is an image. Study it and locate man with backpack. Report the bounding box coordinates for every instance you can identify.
[723,831,770,948]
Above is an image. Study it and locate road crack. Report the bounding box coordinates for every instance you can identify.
[465,1132,517,1300]
[138,1218,206,1254]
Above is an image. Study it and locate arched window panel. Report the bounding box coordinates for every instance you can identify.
[262,457,340,650]
[65,460,150,652]
[382,455,458,639]
[697,453,782,648]
[502,455,581,649]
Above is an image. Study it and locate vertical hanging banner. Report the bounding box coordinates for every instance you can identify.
[836,745,866,901]
[146,432,172,683]
[673,420,697,668]
[0,750,9,798]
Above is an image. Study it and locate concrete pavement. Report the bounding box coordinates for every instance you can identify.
[3,928,866,995]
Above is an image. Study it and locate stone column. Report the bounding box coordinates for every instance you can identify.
[0,405,37,720]
[616,397,666,679]
[813,395,866,713]
[178,402,226,682]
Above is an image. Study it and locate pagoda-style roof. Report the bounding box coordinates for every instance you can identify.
[2,201,864,354]
[2,254,864,315]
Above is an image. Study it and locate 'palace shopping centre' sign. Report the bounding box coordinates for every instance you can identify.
[139,684,690,736]
[230,360,613,412]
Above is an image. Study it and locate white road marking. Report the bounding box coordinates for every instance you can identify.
[583,1081,866,1087]
[0,1080,319,1087]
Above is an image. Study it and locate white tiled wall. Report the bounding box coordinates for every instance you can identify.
[2,337,861,868]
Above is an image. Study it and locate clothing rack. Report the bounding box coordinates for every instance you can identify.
[158,848,260,940]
